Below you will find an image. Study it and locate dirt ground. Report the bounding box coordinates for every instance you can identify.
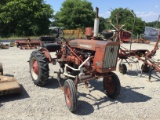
[0,42,160,120]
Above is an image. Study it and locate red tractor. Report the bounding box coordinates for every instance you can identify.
[29,8,121,112]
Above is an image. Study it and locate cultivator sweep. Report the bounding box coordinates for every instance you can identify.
[0,63,21,96]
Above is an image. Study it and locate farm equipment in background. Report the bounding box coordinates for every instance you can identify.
[63,28,83,39]
[118,34,160,81]
[0,42,9,49]
[133,34,150,44]
[114,10,160,81]
[85,25,132,43]
[0,63,21,96]
[15,38,41,49]
[29,7,121,112]
[102,29,131,43]
[10,41,15,47]
[16,28,63,49]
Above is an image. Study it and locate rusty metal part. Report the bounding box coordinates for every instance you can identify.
[133,38,150,44]
[63,28,83,39]
[85,27,93,39]
[120,31,131,43]
[16,39,41,49]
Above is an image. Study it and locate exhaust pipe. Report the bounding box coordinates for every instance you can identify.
[93,7,99,39]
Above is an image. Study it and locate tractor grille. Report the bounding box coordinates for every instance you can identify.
[103,45,119,69]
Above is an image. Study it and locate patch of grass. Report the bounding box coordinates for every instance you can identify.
[0,36,40,40]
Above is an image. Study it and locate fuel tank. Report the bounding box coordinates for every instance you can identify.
[69,39,119,51]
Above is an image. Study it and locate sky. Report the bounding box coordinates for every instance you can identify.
[45,0,160,22]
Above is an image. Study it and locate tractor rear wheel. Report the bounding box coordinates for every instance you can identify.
[64,79,77,113]
[103,72,121,99]
[141,63,149,73]
[29,50,49,86]
[119,64,127,74]
[0,63,3,75]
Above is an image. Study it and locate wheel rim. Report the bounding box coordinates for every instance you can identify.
[65,86,71,107]
[104,77,116,94]
[31,58,39,80]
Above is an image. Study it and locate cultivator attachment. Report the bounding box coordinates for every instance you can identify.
[16,38,41,49]
[0,63,21,96]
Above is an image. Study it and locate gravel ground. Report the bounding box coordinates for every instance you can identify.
[0,42,160,120]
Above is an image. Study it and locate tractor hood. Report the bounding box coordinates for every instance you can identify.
[69,39,119,51]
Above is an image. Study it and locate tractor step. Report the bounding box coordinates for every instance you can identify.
[0,75,21,96]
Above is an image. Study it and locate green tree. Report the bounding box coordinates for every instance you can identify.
[146,21,160,28]
[99,17,108,32]
[54,0,94,29]
[0,0,53,37]
[109,8,145,35]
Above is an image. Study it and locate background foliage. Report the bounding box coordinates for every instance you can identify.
[0,0,53,37]
[0,0,159,38]
[54,0,94,29]
[109,8,146,35]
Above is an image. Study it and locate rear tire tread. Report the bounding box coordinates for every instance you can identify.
[29,50,49,86]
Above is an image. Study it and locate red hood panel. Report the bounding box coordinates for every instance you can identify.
[69,39,113,51]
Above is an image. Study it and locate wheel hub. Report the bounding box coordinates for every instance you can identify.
[65,87,71,107]
[104,77,115,94]
[31,58,39,80]
[33,60,39,74]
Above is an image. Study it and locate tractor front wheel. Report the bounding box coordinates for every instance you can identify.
[103,72,121,99]
[119,64,127,74]
[64,79,77,113]
[29,50,49,86]
[141,63,150,73]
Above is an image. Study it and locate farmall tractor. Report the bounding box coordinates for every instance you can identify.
[29,8,121,112]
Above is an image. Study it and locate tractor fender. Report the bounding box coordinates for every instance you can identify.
[39,48,52,63]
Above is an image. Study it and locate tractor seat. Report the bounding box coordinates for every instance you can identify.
[43,43,61,52]
[102,30,115,39]
[40,36,57,44]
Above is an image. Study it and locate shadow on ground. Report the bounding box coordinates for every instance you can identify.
[75,79,152,114]
[126,70,160,82]
[0,84,29,104]
[35,76,152,115]
[75,100,94,115]
[43,77,66,90]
